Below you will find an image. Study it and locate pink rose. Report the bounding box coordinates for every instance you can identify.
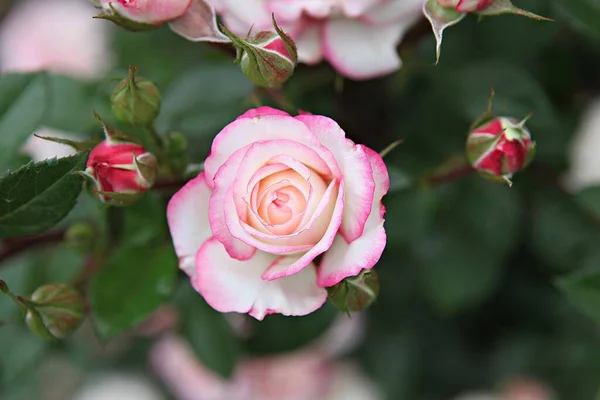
[212,0,423,80]
[167,107,389,319]
[0,0,112,79]
[97,0,228,42]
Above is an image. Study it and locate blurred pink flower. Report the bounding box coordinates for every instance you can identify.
[212,0,423,80]
[150,314,379,400]
[0,0,112,79]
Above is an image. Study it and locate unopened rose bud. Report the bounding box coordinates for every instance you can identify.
[25,284,85,339]
[437,0,493,12]
[328,270,379,313]
[95,0,192,31]
[84,139,158,206]
[466,116,536,184]
[65,223,96,253]
[221,15,298,87]
[111,67,161,126]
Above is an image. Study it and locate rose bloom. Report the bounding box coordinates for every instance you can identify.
[167,107,389,319]
[212,0,423,80]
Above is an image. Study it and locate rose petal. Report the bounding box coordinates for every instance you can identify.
[318,147,390,287]
[204,114,336,189]
[260,179,344,280]
[209,147,258,260]
[193,237,327,320]
[360,0,423,25]
[236,106,290,120]
[169,0,229,42]
[295,115,374,243]
[321,18,408,80]
[167,173,213,276]
[294,22,324,65]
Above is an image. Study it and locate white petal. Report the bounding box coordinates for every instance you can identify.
[322,18,407,80]
[167,173,213,276]
[193,238,327,320]
[169,0,229,42]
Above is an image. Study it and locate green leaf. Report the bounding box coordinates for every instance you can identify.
[559,270,600,325]
[156,65,254,159]
[89,245,177,341]
[177,285,240,379]
[576,185,600,218]
[554,0,600,39]
[0,73,48,172]
[0,152,88,238]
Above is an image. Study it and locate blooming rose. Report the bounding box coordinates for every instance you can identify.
[97,0,227,42]
[167,107,389,319]
[212,0,423,80]
[0,0,111,79]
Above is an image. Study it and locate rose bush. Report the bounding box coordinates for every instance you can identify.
[167,106,389,319]
[213,0,423,80]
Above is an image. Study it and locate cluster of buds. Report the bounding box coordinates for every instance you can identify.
[221,15,298,88]
[423,0,550,62]
[465,91,536,185]
[93,0,228,42]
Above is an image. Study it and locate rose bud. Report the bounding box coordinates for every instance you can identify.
[328,270,380,313]
[466,116,536,185]
[84,139,158,206]
[25,284,85,340]
[111,66,161,126]
[437,0,493,12]
[94,0,228,42]
[221,15,298,87]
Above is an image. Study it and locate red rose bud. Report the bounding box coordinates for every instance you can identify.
[466,116,536,183]
[85,139,157,205]
[221,15,298,87]
[25,284,85,340]
[111,67,161,126]
[327,270,380,313]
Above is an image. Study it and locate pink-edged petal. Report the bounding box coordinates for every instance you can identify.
[360,0,423,25]
[169,0,229,42]
[240,179,339,249]
[260,180,344,280]
[318,147,390,287]
[167,173,213,277]
[209,147,257,260]
[237,106,290,120]
[213,0,273,31]
[204,114,326,188]
[322,19,407,80]
[193,237,327,320]
[294,22,324,65]
[295,115,374,243]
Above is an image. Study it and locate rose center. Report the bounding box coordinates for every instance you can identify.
[263,185,306,226]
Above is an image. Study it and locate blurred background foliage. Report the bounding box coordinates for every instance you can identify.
[2,0,600,399]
